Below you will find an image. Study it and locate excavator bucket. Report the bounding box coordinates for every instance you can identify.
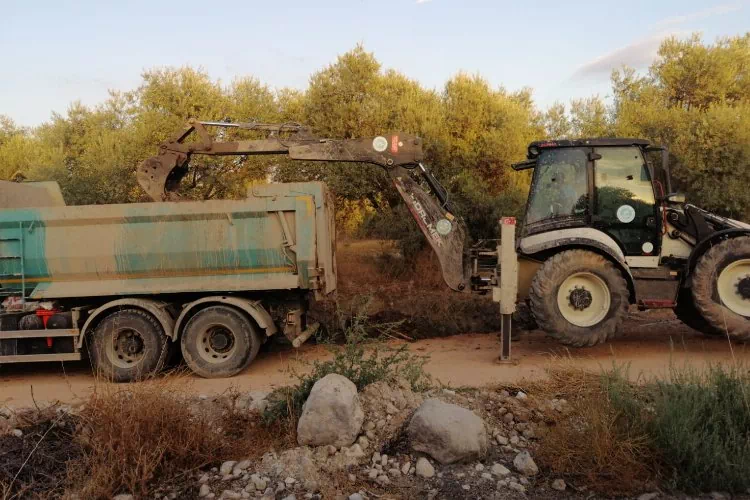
[389,166,468,291]
[137,151,189,202]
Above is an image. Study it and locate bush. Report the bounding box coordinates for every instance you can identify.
[263,306,431,425]
[66,375,282,499]
[644,365,750,493]
[536,363,750,495]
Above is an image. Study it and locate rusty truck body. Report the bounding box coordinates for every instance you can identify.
[0,180,335,380]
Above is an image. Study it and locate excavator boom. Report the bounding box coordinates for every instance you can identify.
[137,119,470,291]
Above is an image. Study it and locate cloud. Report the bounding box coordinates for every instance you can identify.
[653,3,743,28]
[572,33,674,80]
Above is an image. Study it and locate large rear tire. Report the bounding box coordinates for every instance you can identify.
[180,305,262,378]
[674,288,722,336]
[529,250,629,347]
[89,309,169,382]
[691,237,750,341]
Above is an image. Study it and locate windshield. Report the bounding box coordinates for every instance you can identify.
[526,148,588,225]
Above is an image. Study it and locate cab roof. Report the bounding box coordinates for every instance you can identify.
[526,138,650,159]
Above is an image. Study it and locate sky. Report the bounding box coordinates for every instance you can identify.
[1,0,748,127]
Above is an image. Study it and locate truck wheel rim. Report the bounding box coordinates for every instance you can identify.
[557,272,611,327]
[717,259,750,317]
[197,325,236,364]
[107,328,145,368]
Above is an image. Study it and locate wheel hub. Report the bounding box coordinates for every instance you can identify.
[569,287,593,310]
[556,272,611,328]
[107,328,145,367]
[209,329,232,352]
[736,276,750,300]
[717,259,750,317]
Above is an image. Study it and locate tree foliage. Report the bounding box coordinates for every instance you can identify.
[1,33,748,228]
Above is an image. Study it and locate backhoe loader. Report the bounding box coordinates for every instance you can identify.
[139,121,750,350]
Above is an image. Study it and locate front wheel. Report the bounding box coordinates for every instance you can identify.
[691,237,750,341]
[89,309,169,382]
[529,250,629,347]
[180,305,262,378]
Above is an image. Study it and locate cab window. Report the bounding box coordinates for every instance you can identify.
[594,147,655,223]
[526,148,588,225]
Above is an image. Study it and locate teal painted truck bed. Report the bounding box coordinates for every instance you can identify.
[0,181,336,299]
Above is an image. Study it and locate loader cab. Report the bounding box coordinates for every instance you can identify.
[515,139,660,259]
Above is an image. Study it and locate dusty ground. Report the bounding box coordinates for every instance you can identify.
[1,310,747,408]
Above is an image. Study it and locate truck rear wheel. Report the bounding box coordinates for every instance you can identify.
[529,250,629,347]
[89,309,169,382]
[180,305,262,378]
[692,237,750,341]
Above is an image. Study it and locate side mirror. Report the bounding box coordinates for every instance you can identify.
[666,193,686,204]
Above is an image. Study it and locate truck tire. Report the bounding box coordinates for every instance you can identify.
[674,288,722,336]
[691,237,750,341]
[529,250,629,347]
[180,305,262,378]
[89,309,169,382]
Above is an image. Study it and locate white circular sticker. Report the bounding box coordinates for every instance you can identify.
[642,242,654,254]
[372,136,388,152]
[616,205,636,223]
[436,219,452,235]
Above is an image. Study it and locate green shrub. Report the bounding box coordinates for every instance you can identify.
[644,365,750,493]
[263,307,432,425]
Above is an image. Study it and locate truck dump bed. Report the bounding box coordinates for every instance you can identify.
[0,181,336,300]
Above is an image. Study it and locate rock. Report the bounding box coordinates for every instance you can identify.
[235,459,251,471]
[380,453,388,466]
[199,485,211,498]
[481,473,493,480]
[509,435,520,445]
[388,468,401,476]
[349,494,364,500]
[347,473,356,482]
[415,457,435,478]
[637,493,659,500]
[219,461,237,476]
[113,495,134,500]
[513,451,538,476]
[199,473,210,483]
[356,436,369,450]
[474,463,484,471]
[371,452,380,463]
[364,421,375,431]
[281,496,296,500]
[516,391,527,400]
[503,413,514,424]
[297,374,364,448]
[496,435,509,446]
[401,461,411,475]
[376,475,390,486]
[219,492,241,500]
[251,474,268,491]
[367,469,378,480]
[284,477,296,486]
[344,444,365,458]
[552,479,567,491]
[11,429,22,438]
[408,399,488,464]
[491,463,511,477]
[508,482,526,493]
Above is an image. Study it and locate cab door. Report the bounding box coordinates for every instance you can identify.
[593,146,659,258]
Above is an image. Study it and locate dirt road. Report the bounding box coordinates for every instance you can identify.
[1,312,748,408]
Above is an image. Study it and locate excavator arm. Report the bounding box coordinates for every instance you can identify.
[137,119,469,291]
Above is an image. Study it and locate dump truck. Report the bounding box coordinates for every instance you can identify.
[2,120,748,380]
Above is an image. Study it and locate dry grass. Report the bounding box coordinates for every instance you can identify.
[64,374,293,499]
[530,363,657,495]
